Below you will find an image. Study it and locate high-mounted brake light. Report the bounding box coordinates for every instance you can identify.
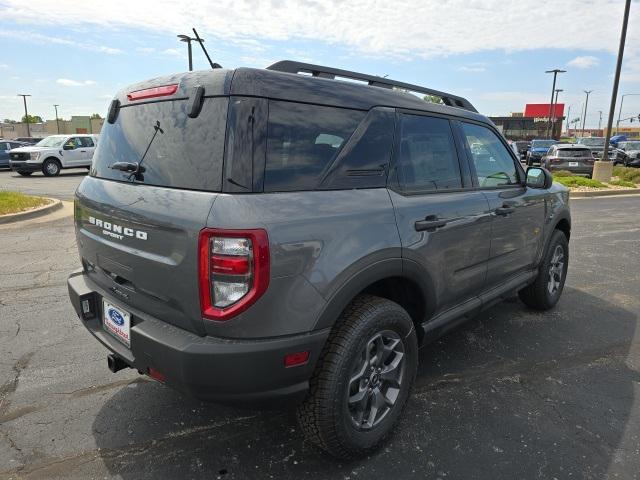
[198,229,270,321]
[127,84,179,101]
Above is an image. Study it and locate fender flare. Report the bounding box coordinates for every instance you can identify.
[312,257,437,331]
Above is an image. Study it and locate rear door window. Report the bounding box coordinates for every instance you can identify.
[396,114,463,192]
[79,137,95,147]
[264,101,364,192]
[92,97,228,191]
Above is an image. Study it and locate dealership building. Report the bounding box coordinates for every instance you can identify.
[490,103,565,141]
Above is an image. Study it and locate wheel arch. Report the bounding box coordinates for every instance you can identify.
[312,258,436,345]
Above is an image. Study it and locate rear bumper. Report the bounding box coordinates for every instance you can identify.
[67,269,329,405]
[10,161,42,172]
[547,164,593,176]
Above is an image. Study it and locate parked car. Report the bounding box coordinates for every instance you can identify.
[14,137,44,144]
[614,140,640,167]
[0,140,28,169]
[9,134,98,176]
[67,61,571,458]
[541,144,595,176]
[575,136,616,161]
[526,139,558,165]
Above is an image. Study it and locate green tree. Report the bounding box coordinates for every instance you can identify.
[423,95,444,105]
[90,113,102,119]
[21,114,43,123]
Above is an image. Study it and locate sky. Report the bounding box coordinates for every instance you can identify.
[1,0,640,129]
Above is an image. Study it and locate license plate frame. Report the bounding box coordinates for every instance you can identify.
[569,162,579,167]
[102,299,131,347]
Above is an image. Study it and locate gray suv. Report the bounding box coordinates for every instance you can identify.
[67,61,571,458]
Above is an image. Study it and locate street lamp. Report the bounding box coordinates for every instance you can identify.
[565,105,572,136]
[551,88,563,138]
[616,93,640,134]
[53,104,60,134]
[17,94,31,137]
[598,110,603,131]
[177,34,204,71]
[545,69,566,139]
[581,90,593,138]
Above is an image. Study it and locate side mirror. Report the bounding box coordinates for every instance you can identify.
[63,144,74,150]
[526,167,552,189]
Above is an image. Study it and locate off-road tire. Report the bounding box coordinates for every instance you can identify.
[297,295,418,458]
[519,229,569,310]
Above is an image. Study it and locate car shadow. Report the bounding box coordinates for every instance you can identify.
[92,287,637,479]
[10,169,88,178]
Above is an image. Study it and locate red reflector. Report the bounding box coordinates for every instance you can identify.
[284,351,310,368]
[127,84,178,101]
[148,368,166,383]
[211,255,250,275]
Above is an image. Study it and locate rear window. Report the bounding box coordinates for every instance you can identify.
[557,148,591,157]
[264,101,365,192]
[92,97,228,191]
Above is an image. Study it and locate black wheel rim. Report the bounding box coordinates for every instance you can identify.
[347,329,405,430]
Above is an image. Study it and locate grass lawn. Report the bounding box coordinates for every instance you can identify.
[552,168,640,190]
[0,191,51,215]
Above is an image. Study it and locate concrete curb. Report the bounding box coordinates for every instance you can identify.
[570,188,640,198]
[0,197,63,224]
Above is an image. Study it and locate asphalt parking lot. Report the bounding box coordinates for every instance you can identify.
[0,168,87,201]
[1,173,639,479]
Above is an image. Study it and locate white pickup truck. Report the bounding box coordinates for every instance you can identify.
[9,134,99,177]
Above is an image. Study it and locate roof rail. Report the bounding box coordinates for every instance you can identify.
[267,60,477,113]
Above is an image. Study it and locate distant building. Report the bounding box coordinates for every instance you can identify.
[1,116,103,139]
[490,103,565,141]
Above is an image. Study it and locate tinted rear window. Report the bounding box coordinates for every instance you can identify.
[92,97,228,191]
[264,101,365,192]
[557,148,591,157]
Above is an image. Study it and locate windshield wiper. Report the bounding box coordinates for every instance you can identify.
[108,120,163,181]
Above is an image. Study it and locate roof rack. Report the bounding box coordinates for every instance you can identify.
[267,60,477,113]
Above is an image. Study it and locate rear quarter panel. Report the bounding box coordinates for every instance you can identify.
[206,189,401,338]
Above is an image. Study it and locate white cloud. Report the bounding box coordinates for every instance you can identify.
[162,48,182,56]
[57,78,97,87]
[0,63,8,69]
[458,63,488,72]
[0,0,637,60]
[136,47,155,53]
[0,29,121,55]
[567,55,600,69]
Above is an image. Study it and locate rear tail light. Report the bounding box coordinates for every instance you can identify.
[198,229,270,321]
[127,84,178,101]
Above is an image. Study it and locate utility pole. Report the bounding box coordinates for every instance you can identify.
[565,105,571,136]
[581,90,593,138]
[17,94,31,137]
[596,0,631,182]
[53,104,60,134]
[545,69,566,139]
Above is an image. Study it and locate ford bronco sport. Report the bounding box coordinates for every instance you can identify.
[67,61,571,458]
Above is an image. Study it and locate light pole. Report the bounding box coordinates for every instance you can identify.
[545,69,566,139]
[178,34,204,71]
[17,94,31,137]
[53,104,60,134]
[598,110,603,131]
[597,0,631,182]
[616,93,640,134]
[551,88,563,138]
[581,90,593,137]
[565,105,571,136]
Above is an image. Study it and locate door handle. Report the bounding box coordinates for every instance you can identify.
[495,205,515,216]
[80,150,86,152]
[414,215,448,232]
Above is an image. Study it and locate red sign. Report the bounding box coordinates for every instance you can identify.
[524,103,565,118]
